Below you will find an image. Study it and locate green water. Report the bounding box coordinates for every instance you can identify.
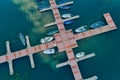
[0,0,120,80]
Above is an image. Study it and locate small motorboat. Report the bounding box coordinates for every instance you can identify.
[75,25,87,33]
[19,32,26,46]
[90,21,104,29]
[62,14,71,18]
[58,0,71,10]
[64,20,74,25]
[43,48,55,54]
[59,6,70,10]
[35,0,43,2]
[46,30,59,35]
[76,52,85,58]
[40,36,54,44]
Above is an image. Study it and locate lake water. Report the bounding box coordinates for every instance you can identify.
[0,0,120,80]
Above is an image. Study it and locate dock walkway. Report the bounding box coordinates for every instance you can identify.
[0,0,117,79]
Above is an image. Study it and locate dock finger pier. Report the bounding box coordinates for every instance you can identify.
[0,0,117,80]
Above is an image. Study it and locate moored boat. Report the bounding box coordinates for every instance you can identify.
[76,52,85,58]
[58,0,71,10]
[59,6,70,10]
[75,25,87,33]
[40,36,54,44]
[19,32,26,46]
[64,20,73,25]
[46,30,59,35]
[43,48,55,54]
[90,21,104,28]
[62,14,71,18]
[35,0,43,2]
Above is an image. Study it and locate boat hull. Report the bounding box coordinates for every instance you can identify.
[75,25,87,33]
[59,6,70,10]
[90,21,104,28]
[40,36,54,44]
[62,14,71,18]
[43,49,55,54]
[58,0,71,10]
[46,30,59,35]
[76,52,85,58]
[19,33,26,46]
[64,20,73,25]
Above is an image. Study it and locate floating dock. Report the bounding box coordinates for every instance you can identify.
[40,1,73,12]
[56,53,96,68]
[45,15,79,27]
[0,0,117,80]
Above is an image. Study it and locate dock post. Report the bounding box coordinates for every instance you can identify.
[25,36,35,68]
[6,41,14,75]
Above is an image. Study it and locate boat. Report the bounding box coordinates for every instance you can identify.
[64,20,73,25]
[43,48,55,54]
[58,0,71,9]
[46,30,59,35]
[40,36,54,44]
[62,14,71,18]
[90,21,104,28]
[75,25,87,33]
[76,52,85,58]
[19,32,26,46]
[59,6,70,10]
[35,0,43,2]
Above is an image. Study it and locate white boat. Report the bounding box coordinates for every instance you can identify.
[43,48,55,54]
[40,36,54,44]
[19,32,26,46]
[90,21,104,28]
[64,20,74,25]
[58,0,71,10]
[75,25,87,33]
[76,52,85,58]
[62,14,71,18]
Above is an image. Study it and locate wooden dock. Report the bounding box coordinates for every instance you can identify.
[0,0,117,79]
[44,15,79,27]
[49,0,83,79]
[75,13,117,41]
[56,53,96,68]
[40,1,73,12]
[0,13,117,77]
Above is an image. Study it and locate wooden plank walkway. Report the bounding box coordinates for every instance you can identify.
[0,12,117,78]
[48,0,82,80]
[0,40,56,64]
[0,0,117,79]
[75,13,117,40]
[40,1,73,12]
[44,15,79,27]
